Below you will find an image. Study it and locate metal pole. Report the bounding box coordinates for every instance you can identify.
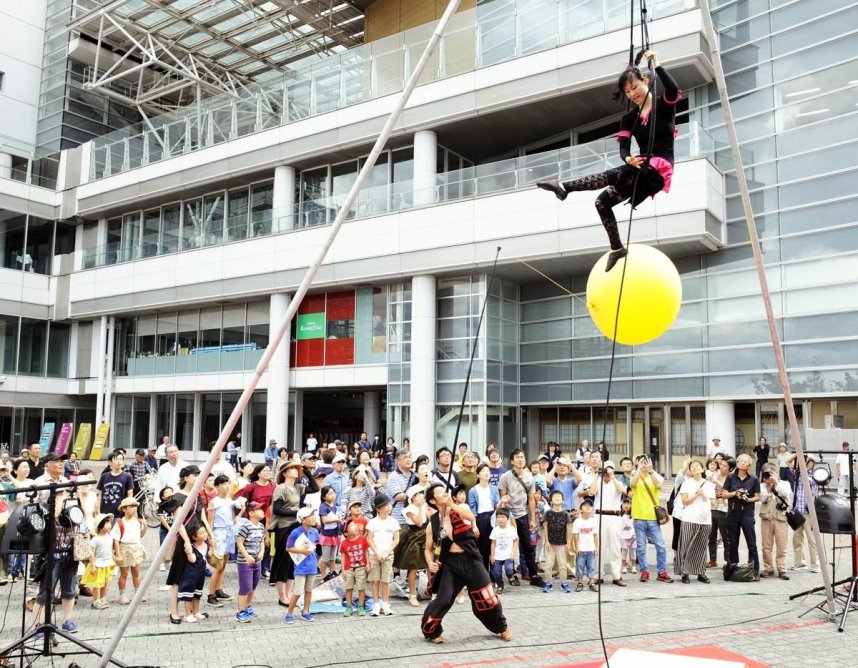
[699,0,835,616]
[96,1,464,664]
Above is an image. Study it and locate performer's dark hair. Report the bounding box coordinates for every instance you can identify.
[425,483,445,509]
[614,66,649,101]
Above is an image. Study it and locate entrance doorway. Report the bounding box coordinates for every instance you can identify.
[301,390,385,448]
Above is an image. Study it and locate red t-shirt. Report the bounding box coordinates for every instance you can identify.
[343,515,368,536]
[341,536,369,570]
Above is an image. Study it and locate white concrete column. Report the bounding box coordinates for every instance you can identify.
[293,390,304,451]
[706,400,735,457]
[273,165,296,232]
[104,316,116,445]
[0,153,11,179]
[266,292,292,448]
[363,391,381,441]
[413,130,437,207]
[68,322,79,382]
[149,395,158,449]
[73,224,84,271]
[95,316,107,424]
[410,275,436,461]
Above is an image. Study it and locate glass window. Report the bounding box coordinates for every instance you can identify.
[136,316,157,357]
[134,396,150,452]
[199,308,221,349]
[1,211,27,271]
[175,394,194,451]
[358,153,389,217]
[18,318,47,375]
[156,312,178,357]
[331,160,358,221]
[120,213,140,262]
[0,314,17,373]
[161,203,181,254]
[391,148,413,210]
[246,302,269,351]
[26,217,55,274]
[300,167,328,227]
[115,396,134,453]
[202,193,225,246]
[54,221,75,256]
[250,182,273,236]
[227,187,249,241]
[221,305,246,371]
[201,393,221,452]
[141,209,160,258]
[182,199,203,250]
[47,322,70,377]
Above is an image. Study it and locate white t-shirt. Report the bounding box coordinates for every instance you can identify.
[156,459,188,494]
[777,451,790,468]
[403,503,425,526]
[90,534,115,567]
[572,516,598,552]
[489,524,517,561]
[836,453,850,476]
[592,476,624,512]
[110,516,143,543]
[366,515,400,556]
[306,437,318,452]
[474,485,494,514]
[679,479,715,525]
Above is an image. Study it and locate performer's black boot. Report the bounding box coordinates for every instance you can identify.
[536,179,568,201]
[596,187,627,273]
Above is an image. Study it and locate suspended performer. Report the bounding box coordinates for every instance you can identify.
[421,483,511,644]
[537,50,680,272]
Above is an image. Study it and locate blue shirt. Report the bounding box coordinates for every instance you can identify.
[286,526,320,576]
[550,476,577,511]
[324,471,350,510]
[488,466,507,487]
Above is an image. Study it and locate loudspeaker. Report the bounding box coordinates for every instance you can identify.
[815,494,854,535]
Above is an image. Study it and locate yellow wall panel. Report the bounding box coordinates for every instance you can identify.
[365,0,476,43]
[401,0,435,31]
[365,0,400,43]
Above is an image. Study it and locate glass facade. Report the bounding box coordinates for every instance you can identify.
[0,316,70,378]
[0,211,74,275]
[0,406,95,454]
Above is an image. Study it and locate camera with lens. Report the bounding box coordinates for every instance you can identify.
[736,488,749,502]
[761,471,773,481]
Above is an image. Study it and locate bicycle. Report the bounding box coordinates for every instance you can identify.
[134,477,160,528]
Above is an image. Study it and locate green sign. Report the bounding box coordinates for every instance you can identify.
[297,312,325,340]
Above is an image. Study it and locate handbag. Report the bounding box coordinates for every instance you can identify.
[73,532,93,562]
[207,550,224,570]
[641,478,669,525]
[785,509,806,531]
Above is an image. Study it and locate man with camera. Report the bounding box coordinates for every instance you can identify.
[581,453,628,586]
[722,453,761,579]
[630,455,672,583]
[758,463,792,580]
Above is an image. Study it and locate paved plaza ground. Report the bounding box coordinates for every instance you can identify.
[0,483,854,667]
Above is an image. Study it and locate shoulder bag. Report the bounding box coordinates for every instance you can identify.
[641,477,669,525]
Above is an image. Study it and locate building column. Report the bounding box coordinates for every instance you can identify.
[73,224,84,271]
[0,153,11,180]
[363,391,381,441]
[273,165,296,232]
[413,130,437,207]
[94,316,107,425]
[706,400,735,457]
[410,275,436,461]
[292,390,304,451]
[266,292,292,449]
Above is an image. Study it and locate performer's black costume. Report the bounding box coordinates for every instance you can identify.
[537,65,680,271]
[421,507,507,641]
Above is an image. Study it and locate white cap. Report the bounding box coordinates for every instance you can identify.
[332,453,347,463]
[406,485,425,501]
[297,507,316,520]
[603,461,616,470]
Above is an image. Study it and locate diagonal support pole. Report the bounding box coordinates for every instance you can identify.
[95,1,464,664]
[699,0,835,616]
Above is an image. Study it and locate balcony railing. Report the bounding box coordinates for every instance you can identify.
[79,121,715,269]
[87,0,696,181]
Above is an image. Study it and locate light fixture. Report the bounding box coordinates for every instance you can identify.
[812,465,832,487]
[59,497,85,528]
[16,494,47,536]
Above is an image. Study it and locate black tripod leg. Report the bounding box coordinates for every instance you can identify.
[838,579,858,632]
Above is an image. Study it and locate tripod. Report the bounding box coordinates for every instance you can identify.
[0,478,128,666]
[790,449,858,632]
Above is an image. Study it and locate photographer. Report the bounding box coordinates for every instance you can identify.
[629,455,672,583]
[786,452,820,573]
[583,454,627,586]
[758,463,792,580]
[722,454,761,579]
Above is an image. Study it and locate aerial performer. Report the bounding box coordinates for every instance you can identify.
[536,50,680,272]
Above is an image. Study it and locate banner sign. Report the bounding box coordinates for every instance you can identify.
[297,312,325,340]
[72,423,92,460]
[54,423,74,456]
[89,423,111,461]
[39,423,56,456]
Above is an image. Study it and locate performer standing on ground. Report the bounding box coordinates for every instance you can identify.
[536,50,680,271]
[421,484,511,644]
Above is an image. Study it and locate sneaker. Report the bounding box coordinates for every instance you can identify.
[631,566,638,574]
[640,570,650,582]
[496,585,505,594]
[119,594,131,605]
[790,564,808,571]
[262,570,271,579]
[235,610,251,623]
[811,566,821,574]
[657,571,674,583]
[205,568,212,577]
[159,564,167,572]
[561,582,571,593]
[158,584,172,592]
[371,602,381,617]
[575,582,584,592]
[588,583,599,592]
[343,605,353,618]
[381,601,393,616]
[621,566,628,574]
[300,612,314,622]
[779,574,790,581]
[357,607,366,616]
[284,614,295,624]
[542,582,553,593]
[529,575,546,588]
[61,620,78,634]
[215,589,233,600]
[245,606,258,618]
[184,615,198,624]
[509,576,521,587]
[206,595,223,608]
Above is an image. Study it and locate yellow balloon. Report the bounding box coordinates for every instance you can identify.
[586,244,682,345]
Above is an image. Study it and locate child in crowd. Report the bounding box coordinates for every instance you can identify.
[401,485,428,607]
[619,498,638,574]
[340,520,370,617]
[366,493,400,617]
[200,473,217,508]
[111,497,147,605]
[157,487,176,575]
[178,522,210,623]
[489,508,519,592]
[206,474,237,607]
[343,500,368,536]
[318,486,342,581]
[82,514,116,610]
[285,507,320,624]
[234,501,267,623]
[542,491,572,593]
[573,499,599,592]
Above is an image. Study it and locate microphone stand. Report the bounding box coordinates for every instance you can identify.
[0,478,128,666]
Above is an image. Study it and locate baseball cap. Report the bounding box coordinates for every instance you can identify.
[297,507,316,520]
[806,453,820,463]
[332,453,347,464]
[301,452,318,462]
[406,485,425,501]
[537,453,550,461]
[603,460,616,470]
[580,498,594,507]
